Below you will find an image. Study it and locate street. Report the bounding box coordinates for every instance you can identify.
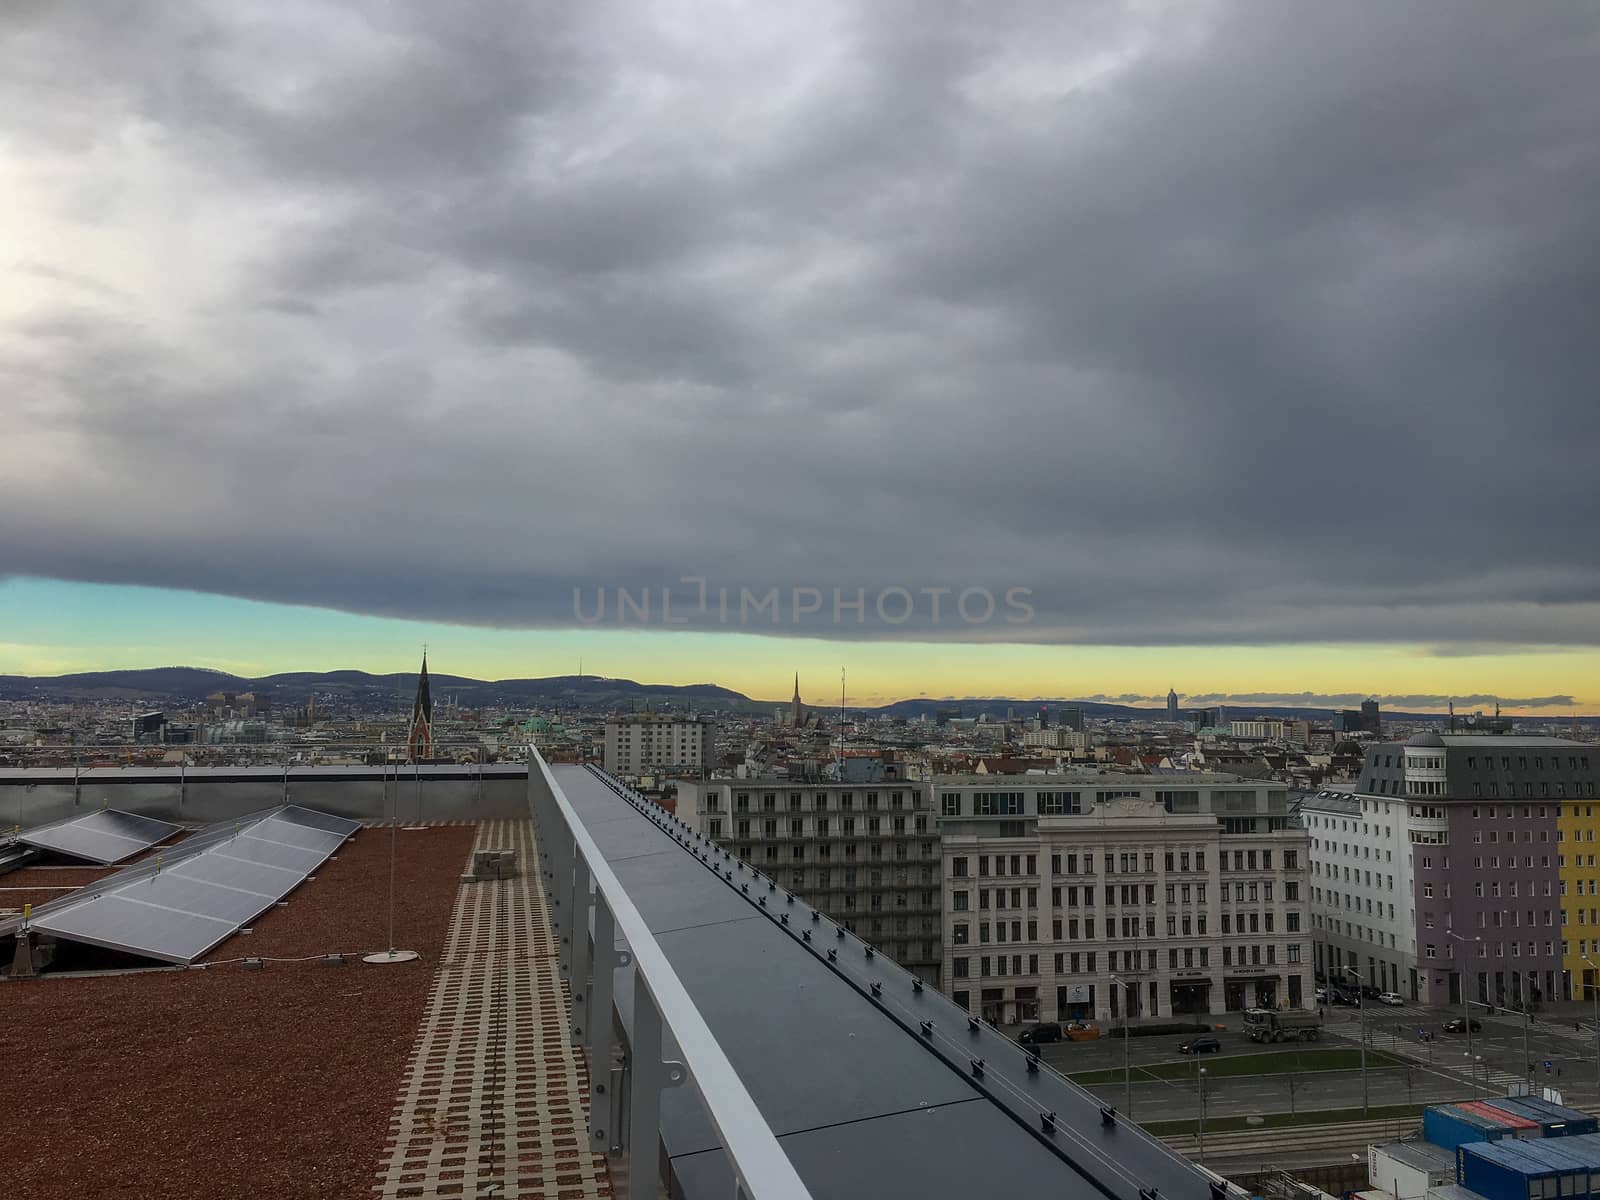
[1017,1000,1600,1125]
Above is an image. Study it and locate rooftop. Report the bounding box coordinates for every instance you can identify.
[0,821,482,1199]
[935,770,1267,786]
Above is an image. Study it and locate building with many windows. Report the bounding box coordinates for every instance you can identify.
[1304,732,1599,1006]
[601,714,713,778]
[934,772,1312,1026]
[675,777,941,982]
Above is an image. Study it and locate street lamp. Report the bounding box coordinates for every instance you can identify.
[1519,969,1537,1092]
[1110,972,1133,1116]
[1447,931,1482,1097]
[1344,965,1369,1116]
[1197,1066,1208,1163]
[1582,955,1600,1102]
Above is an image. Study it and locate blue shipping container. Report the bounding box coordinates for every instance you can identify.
[1430,1105,1513,1152]
[1459,1138,1599,1200]
[1506,1098,1600,1138]
[1459,1140,1554,1200]
[1551,1132,1600,1161]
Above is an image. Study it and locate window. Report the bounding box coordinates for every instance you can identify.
[1037,791,1082,815]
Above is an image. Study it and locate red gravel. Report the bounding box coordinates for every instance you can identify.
[0,865,118,915]
[0,823,478,1200]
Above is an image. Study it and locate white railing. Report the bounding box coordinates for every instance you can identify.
[529,750,813,1200]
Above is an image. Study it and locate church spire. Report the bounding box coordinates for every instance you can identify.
[408,651,434,760]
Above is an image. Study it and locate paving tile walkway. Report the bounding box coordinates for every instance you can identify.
[373,819,613,1199]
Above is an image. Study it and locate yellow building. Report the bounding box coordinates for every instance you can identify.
[1561,798,1600,1001]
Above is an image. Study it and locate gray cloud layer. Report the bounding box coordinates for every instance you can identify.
[3,1,1599,645]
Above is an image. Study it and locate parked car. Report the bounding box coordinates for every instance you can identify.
[1178,1036,1221,1055]
[1019,1022,1062,1045]
[1378,992,1404,1006]
[1444,1017,1483,1033]
[1329,989,1358,1006]
[1362,985,1383,1000]
[1314,987,1327,1002]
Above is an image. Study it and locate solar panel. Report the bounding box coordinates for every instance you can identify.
[276,805,363,837]
[207,835,324,874]
[22,805,360,964]
[18,809,183,865]
[248,816,345,853]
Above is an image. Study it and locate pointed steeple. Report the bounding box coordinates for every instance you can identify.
[408,651,434,759]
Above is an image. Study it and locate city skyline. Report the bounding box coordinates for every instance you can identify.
[1,577,1594,714]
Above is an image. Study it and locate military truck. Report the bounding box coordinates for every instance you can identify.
[1242,1007,1323,1043]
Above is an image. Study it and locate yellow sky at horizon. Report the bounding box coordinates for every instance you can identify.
[2,579,1594,713]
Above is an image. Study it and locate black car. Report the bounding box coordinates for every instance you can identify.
[1444,1017,1483,1034]
[1178,1036,1221,1054]
[1329,990,1358,1006]
[1019,1022,1062,1045]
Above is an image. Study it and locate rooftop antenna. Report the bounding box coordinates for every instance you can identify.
[365,755,419,964]
[837,668,845,781]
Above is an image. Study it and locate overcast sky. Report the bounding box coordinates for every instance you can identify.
[3,1,1598,656]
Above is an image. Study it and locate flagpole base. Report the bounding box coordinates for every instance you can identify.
[364,949,420,964]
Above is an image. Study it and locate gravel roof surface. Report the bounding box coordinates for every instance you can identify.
[0,823,477,1200]
[0,865,117,916]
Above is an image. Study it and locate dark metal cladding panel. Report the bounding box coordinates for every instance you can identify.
[652,916,979,1157]
[670,1100,1111,1200]
[606,851,763,937]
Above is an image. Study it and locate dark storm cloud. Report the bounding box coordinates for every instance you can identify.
[3,1,1599,646]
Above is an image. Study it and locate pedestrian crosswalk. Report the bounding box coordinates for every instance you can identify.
[1471,1065,1533,1094]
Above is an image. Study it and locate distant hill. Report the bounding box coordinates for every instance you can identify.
[0,668,1590,724]
[0,667,761,713]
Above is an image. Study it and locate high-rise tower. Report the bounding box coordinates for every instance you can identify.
[1166,687,1179,722]
[408,653,434,760]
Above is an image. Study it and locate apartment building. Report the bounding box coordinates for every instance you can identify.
[1230,718,1285,741]
[1022,728,1090,751]
[1304,732,1599,1006]
[675,777,941,982]
[601,714,712,778]
[934,772,1312,1026]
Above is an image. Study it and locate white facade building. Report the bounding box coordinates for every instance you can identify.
[935,772,1312,1026]
[1022,728,1090,751]
[1300,785,1418,997]
[601,714,712,778]
[1230,719,1286,741]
